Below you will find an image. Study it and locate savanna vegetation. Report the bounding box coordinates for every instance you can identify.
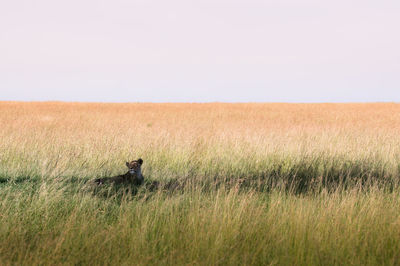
[1,102,400,265]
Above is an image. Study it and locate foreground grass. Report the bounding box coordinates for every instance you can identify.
[1,102,400,265]
[1,180,400,265]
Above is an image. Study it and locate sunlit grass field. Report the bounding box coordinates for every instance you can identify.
[1,102,400,265]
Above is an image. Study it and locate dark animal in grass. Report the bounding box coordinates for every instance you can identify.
[94,159,144,186]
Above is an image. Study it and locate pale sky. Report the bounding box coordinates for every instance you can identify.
[1,0,399,102]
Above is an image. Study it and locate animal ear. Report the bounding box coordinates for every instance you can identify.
[126,162,130,167]
[137,158,143,165]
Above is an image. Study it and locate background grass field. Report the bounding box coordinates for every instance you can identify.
[1,102,400,265]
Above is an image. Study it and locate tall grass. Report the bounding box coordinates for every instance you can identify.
[0,102,400,265]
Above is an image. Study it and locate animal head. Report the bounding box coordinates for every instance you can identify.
[126,158,143,174]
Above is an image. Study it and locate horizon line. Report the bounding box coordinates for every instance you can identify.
[1,100,399,104]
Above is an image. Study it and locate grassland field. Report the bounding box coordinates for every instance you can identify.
[1,102,400,265]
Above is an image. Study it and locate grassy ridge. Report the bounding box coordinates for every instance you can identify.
[1,102,400,265]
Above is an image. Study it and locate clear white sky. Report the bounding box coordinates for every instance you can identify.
[1,0,399,102]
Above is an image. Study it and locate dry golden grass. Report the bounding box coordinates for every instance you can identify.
[1,102,399,181]
[1,102,400,265]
